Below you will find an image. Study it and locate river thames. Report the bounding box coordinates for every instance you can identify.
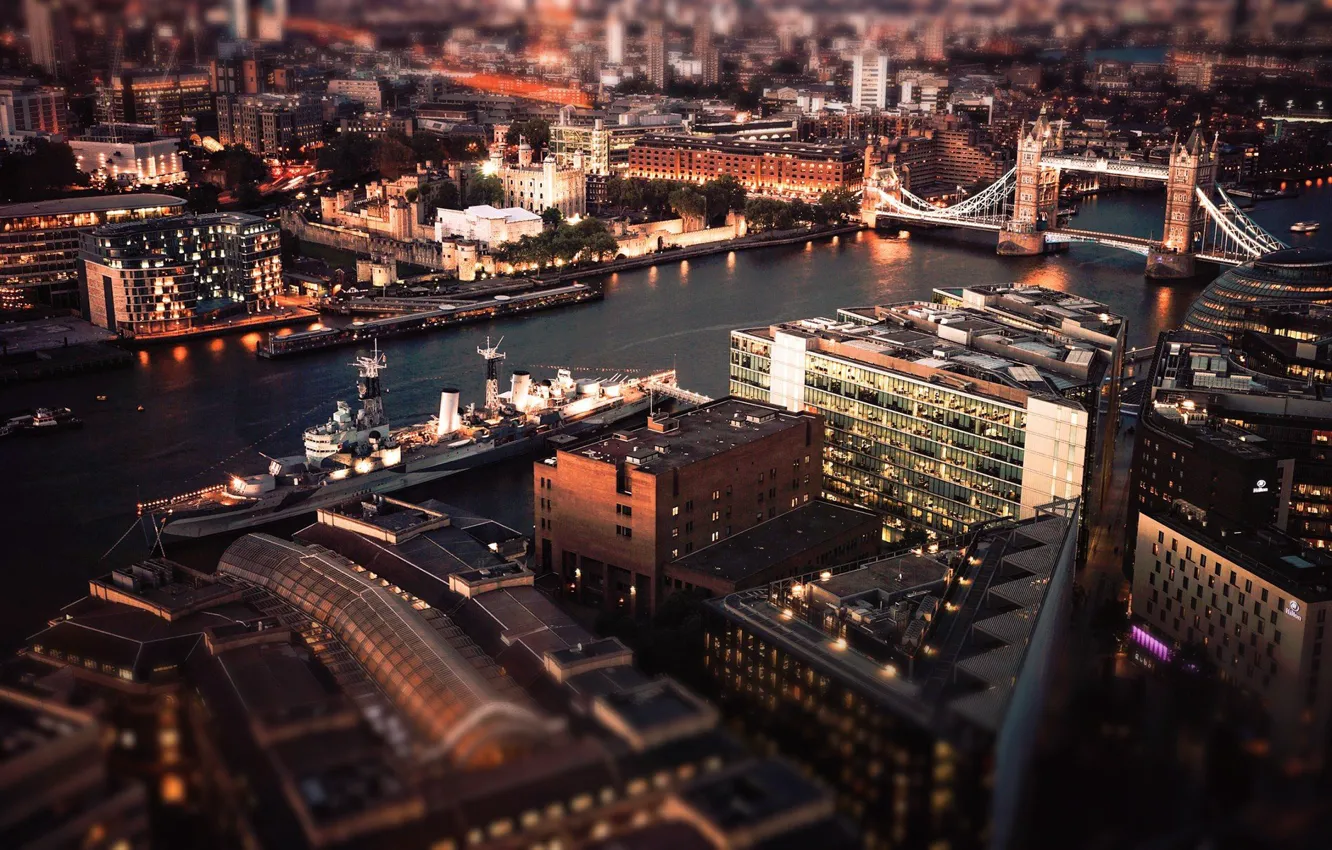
[1,186,1329,648]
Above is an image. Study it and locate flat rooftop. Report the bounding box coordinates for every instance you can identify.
[1148,505,1332,603]
[933,283,1125,344]
[666,501,879,585]
[0,193,186,219]
[711,501,1080,734]
[571,398,810,473]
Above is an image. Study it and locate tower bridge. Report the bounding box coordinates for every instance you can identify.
[862,113,1287,279]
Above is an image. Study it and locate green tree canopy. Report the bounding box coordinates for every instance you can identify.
[0,139,88,202]
[464,173,504,207]
[505,118,551,152]
[668,186,707,221]
[541,206,564,229]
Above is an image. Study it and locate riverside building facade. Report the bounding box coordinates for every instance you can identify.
[730,296,1112,541]
[0,193,186,309]
[80,212,281,337]
[626,135,864,199]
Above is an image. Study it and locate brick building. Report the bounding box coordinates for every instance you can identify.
[535,398,823,614]
[626,135,864,199]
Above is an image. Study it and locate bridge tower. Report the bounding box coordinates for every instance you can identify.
[998,111,1060,256]
[1146,122,1218,279]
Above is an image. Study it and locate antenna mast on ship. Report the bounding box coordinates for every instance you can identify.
[353,341,388,426]
[478,336,506,412]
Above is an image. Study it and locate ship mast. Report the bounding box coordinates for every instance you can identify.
[478,336,506,412]
[354,341,388,427]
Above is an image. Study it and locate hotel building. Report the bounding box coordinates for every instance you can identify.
[731,296,1111,540]
[0,194,186,308]
[626,135,864,199]
[535,398,822,614]
[1127,329,1332,557]
[1131,504,1332,772]
[705,499,1080,848]
[80,213,281,337]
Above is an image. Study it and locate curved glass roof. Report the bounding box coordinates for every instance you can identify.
[219,534,554,768]
[1183,247,1332,337]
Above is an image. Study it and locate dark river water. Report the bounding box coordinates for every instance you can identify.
[1,186,1329,649]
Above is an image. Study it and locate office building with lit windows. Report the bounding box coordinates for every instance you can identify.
[730,300,1106,541]
[1127,329,1332,557]
[0,193,186,308]
[705,499,1080,849]
[534,398,823,614]
[1130,503,1332,772]
[80,212,281,337]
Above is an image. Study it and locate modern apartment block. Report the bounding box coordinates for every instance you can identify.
[217,93,321,157]
[0,194,186,308]
[80,212,281,337]
[731,294,1114,540]
[705,499,1080,849]
[534,398,823,614]
[1131,504,1332,772]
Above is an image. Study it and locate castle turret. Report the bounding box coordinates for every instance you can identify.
[518,136,533,168]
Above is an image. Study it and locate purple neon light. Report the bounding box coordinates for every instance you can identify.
[1131,625,1172,662]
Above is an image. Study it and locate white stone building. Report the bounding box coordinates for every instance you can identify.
[435,205,543,248]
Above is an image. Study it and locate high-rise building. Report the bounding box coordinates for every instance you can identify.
[535,398,824,614]
[645,20,667,90]
[730,293,1116,540]
[605,7,625,65]
[693,17,719,87]
[80,213,281,337]
[1130,503,1332,773]
[327,77,383,111]
[22,0,75,78]
[923,19,946,62]
[851,49,889,111]
[0,77,69,140]
[551,109,684,178]
[230,0,286,42]
[97,70,213,137]
[216,93,320,158]
[705,498,1081,849]
[0,194,186,308]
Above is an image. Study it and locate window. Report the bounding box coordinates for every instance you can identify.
[672,506,679,516]
[672,527,679,538]
[711,511,720,522]
[616,504,632,517]
[615,525,632,538]
[685,521,694,533]
[711,531,720,542]
[712,490,721,500]
[685,499,694,511]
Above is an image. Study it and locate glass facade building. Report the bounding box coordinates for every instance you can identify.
[1183,247,1332,338]
[732,301,1106,541]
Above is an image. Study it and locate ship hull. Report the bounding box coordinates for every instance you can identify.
[158,395,654,539]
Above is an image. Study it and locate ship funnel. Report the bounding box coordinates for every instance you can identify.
[438,388,461,436]
[511,370,532,410]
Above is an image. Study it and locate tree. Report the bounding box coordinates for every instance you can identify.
[702,175,746,225]
[185,183,221,213]
[817,187,859,224]
[0,139,88,202]
[372,135,416,181]
[209,145,267,190]
[668,186,707,224]
[541,206,564,229]
[419,180,461,217]
[744,197,793,232]
[505,118,551,152]
[464,174,504,207]
[317,132,377,186]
